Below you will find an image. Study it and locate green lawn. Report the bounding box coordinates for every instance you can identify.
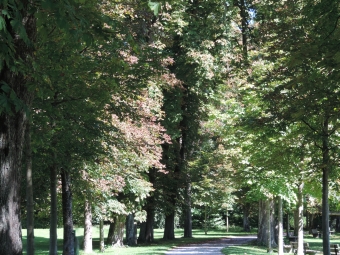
[23,226,254,255]
[222,233,340,255]
[25,227,338,255]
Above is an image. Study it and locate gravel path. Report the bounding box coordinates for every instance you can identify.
[164,235,257,255]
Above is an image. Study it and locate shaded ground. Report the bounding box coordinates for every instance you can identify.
[164,235,257,255]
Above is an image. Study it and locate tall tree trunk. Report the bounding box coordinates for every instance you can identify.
[243,203,251,232]
[286,211,290,237]
[126,214,137,246]
[138,168,155,243]
[0,3,36,254]
[83,198,92,253]
[25,123,34,255]
[138,203,154,243]
[277,196,284,255]
[99,219,105,252]
[181,123,192,238]
[322,117,330,255]
[107,215,125,247]
[49,163,58,255]
[235,0,248,60]
[267,199,272,253]
[163,213,175,240]
[161,140,180,241]
[204,205,208,235]
[226,210,229,232]
[294,208,299,236]
[183,175,192,238]
[258,199,276,247]
[61,169,75,255]
[297,181,304,255]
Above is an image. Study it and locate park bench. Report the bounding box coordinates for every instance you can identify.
[283,244,292,253]
[330,244,340,255]
[291,242,319,255]
[311,229,319,238]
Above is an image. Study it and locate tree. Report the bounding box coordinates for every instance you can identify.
[250,1,340,253]
[157,0,231,239]
[0,1,36,254]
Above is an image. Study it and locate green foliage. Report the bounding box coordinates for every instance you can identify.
[0,81,27,114]
[148,1,161,16]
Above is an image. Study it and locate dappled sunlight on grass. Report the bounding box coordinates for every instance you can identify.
[24,227,236,255]
[222,245,270,255]
[222,233,340,255]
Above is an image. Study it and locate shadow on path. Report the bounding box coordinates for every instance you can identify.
[164,235,257,255]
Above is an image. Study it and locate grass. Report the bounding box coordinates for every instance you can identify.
[222,233,340,255]
[23,226,255,255]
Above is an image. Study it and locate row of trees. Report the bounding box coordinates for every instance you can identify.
[0,0,339,255]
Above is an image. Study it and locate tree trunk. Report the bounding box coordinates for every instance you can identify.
[138,204,154,243]
[163,213,175,240]
[240,0,248,59]
[107,215,125,247]
[243,203,251,232]
[0,3,36,254]
[183,176,192,238]
[25,123,34,255]
[322,124,330,255]
[99,219,105,252]
[138,168,155,243]
[297,181,304,255]
[277,196,284,255]
[61,169,75,255]
[226,210,229,232]
[83,198,92,253]
[293,208,297,236]
[49,163,58,255]
[126,214,137,246]
[336,217,340,233]
[204,205,209,235]
[267,199,273,253]
[286,211,290,237]
[258,199,276,247]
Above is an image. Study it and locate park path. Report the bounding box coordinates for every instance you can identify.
[164,235,257,255]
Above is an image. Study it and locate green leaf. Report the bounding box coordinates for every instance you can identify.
[148,1,161,16]
[0,16,6,30]
[1,82,11,93]
[1,10,10,18]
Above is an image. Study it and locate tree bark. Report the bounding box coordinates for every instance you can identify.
[286,211,290,237]
[294,208,299,236]
[138,204,154,243]
[83,198,92,253]
[163,213,175,240]
[322,118,330,255]
[61,169,75,255]
[277,196,284,255]
[126,214,137,246]
[243,203,251,232]
[297,181,304,255]
[99,219,105,252]
[0,3,36,253]
[107,215,125,247]
[204,205,209,235]
[25,123,34,255]
[49,163,58,255]
[183,175,192,238]
[226,210,229,232]
[267,199,272,253]
[257,199,276,247]
[138,168,155,243]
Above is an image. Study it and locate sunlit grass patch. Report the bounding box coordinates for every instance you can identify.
[222,245,274,255]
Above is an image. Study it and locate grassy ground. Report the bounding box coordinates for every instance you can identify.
[23,226,254,255]
[222,233,340,255]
